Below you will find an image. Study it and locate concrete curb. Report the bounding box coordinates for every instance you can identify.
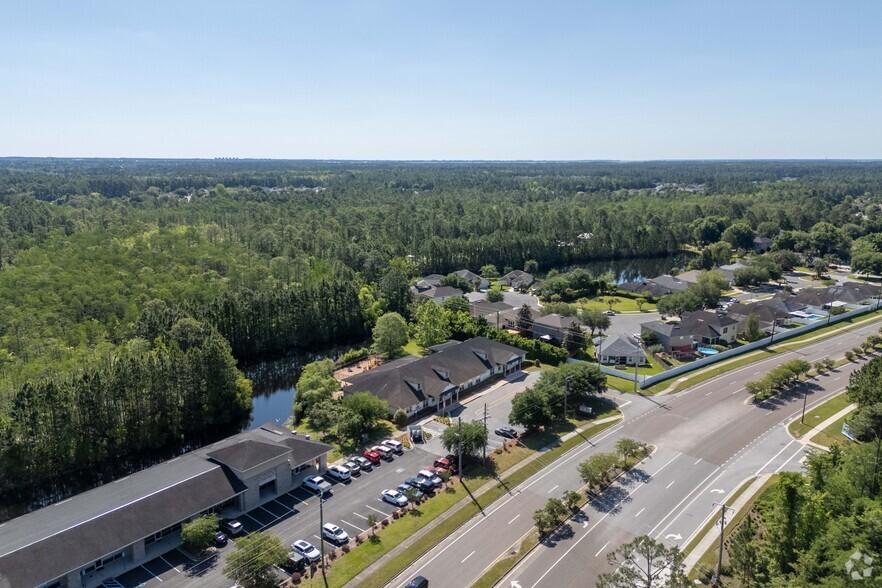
[343,415,623,587]
[682,474,770,573]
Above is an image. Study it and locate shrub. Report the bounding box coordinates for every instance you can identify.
[341,544,350,554]
[291,572,302,584]
[393,409,408,427]
[335,347,369,368]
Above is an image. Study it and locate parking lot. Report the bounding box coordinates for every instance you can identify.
[105,445,442,588]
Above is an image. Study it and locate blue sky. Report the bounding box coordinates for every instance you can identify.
[1,1,880,159]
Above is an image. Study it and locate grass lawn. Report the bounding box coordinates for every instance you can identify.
[293,417,395,464]
[688,474,780,584]
[787,392,851,439]
[471,529,539,588]
[814,414,853,448]
[682,476,758,557]
[576,296,657,314]
[334,417,622,588]
[403,338,426,357]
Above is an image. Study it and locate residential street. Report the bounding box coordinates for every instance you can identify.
[392,318,879,588]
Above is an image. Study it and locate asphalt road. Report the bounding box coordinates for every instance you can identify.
[393,316,879,588]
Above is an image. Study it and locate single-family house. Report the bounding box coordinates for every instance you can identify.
[726,298,793,334]
[792,283,882,312]
[500,270,534,290]
[753,236,773,253]
[417,285,464,305]
[619,280,675,299]
[679,310,738,346]
[593,335,648,366]
[532,313,584,343]
[676,270,702,286]
[469,300,514,327]
[640,321,696,357]
[453,269,489,291]
[718,262,750,284]
[341,337,525,416]
[413,273,444,293]
[650,274,693,293]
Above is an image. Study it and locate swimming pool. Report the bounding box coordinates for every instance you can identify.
[697,347,719,355]
[804,314,823,321]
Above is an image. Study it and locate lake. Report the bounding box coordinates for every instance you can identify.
[567,252,695,284]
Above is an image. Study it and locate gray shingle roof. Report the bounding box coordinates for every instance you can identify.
[0,424,330,588]
[342,337,525,411]
[420,286,464,299]
[594,334,643,357]
[207,439,292,472]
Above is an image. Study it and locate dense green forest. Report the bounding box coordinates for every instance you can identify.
[1,158,882,516]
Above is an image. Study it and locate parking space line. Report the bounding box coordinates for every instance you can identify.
[366,504,388,515]
[353,512,369,520]
[258,506,276,518]
[462,550,476,563]
[141,565,163,582]
[240,512,262,526]
[341,519,365,532]
[158,555,180,573]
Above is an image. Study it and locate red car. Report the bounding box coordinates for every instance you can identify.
[362,449,381,464]
[433,457,456,473]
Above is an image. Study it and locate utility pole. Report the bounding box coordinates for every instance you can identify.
[564,374,571,419]
[801,384,809,424]
[711,501,735,588]
[769,310,778,343]
[482,403,488,462]
[320,493,329,588]
[457,417,463,481]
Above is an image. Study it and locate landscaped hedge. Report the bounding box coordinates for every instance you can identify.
[484,329,568,365]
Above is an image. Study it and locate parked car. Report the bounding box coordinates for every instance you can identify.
[281,552,307,574]
[632,333,642,341]
[406,476,435,494]
[322,523,350,545]
[604,310,616,316]
[344,459,362,476]
[214,531,228,547]
[303,475,332,495]
[353,455,373,471]
[381,489,408,507]
[406,575,429,588]
[418,469,443,487]
[371,445,394,461]
[291,539,322,563]
[219,519,245,537]
[494,426,518,439]
[398,482,424,501]
[381,438,404,454]
[433,457,455,471]
[362,450,381,465]
[325,464,351,483]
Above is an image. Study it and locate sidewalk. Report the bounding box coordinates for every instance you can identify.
[683,474,770,573]
[344,414,622,587]
[801,403,857,451]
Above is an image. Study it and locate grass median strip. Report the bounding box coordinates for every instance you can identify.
[787,392,850,439]
[470,529,539,588]
[302,417,621,588]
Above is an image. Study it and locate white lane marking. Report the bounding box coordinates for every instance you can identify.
[508,514,520,525]
[395,422,626,587]
[754,440,796,476]
[353,512,368,520]
[158,555,180,573]
[594,541,610,558]
[547,485,559,494]
[141,565,163,582]
[666,480,676,489]
[366,504,388,515]
[775,447,806,473]
[528,452,683,588]
[635,507,646,517]
[462,550,476,563]
[731,389,741,395]
[341,519,365,532]
[648,466,722,538]
[705,391,714,396]
[693,458,702,465]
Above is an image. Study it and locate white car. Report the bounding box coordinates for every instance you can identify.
[371,445,394,460]
[418,469,443,487]
[381,438,404,454]
[291,539,321,563]
[325,465,351,482]
[303,475,332,495]
[381,489,408,507]
[322,523,350,544]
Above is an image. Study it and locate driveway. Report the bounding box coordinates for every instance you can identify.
[605,311,660,339]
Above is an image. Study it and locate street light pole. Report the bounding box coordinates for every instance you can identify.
[319,493,328,588]
[801,384,809,424]
[564,374,571,419]
[633,357,639,394]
